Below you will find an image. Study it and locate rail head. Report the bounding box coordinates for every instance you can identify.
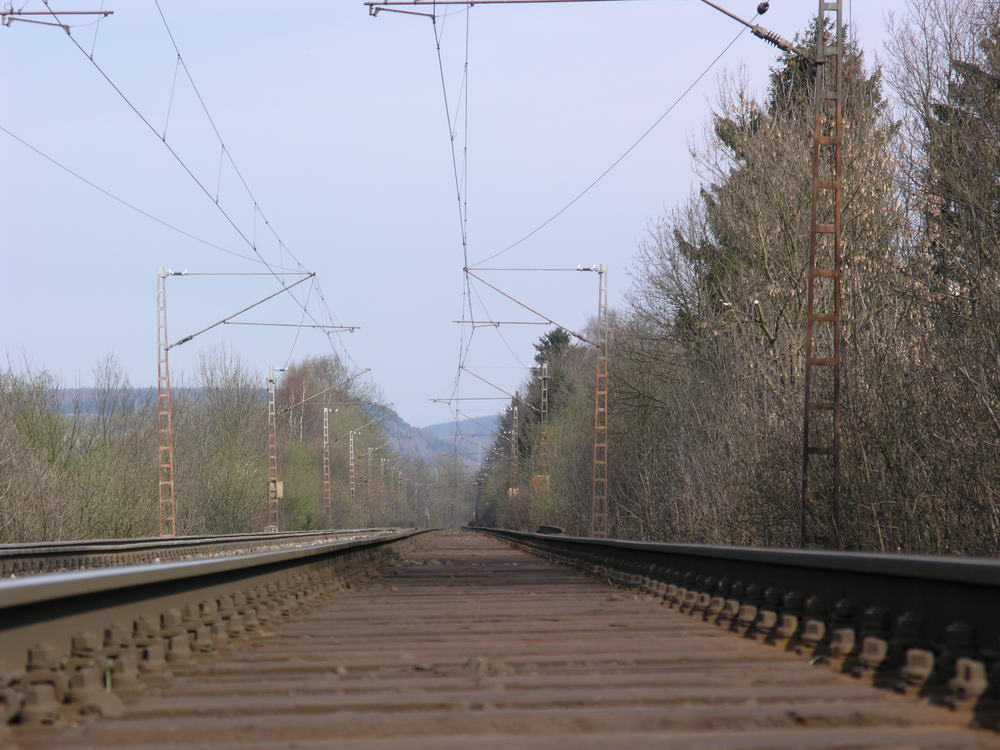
[0,527,398,559]
[0,527,404,578]
[0,530,422,611]
[475,528,1000,587]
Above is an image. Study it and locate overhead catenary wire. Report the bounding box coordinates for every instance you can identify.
[422,4,476,449]
[467,277,531,369]
[40,1,280,273]
[163,54,181,140]
[379,0,750,454]
[149,0,326,317]
[0,124,275,266]
[471,17,753,266]
[153,7,377,409]
[283,275,316,369]
[420,3,749,437]
[88,0,106,58]
[41,0,358,374]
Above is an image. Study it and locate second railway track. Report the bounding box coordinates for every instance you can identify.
[5,530,1000,749]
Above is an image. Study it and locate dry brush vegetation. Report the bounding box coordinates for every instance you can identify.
[0,352,470,542]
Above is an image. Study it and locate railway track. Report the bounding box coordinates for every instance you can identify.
[3,529,1000,748]
[0,528,399,578]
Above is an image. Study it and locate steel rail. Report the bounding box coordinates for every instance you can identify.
[0,529,430,731]
[0,527,396,555]
[476,528,1000,714]
[0,528,400,577]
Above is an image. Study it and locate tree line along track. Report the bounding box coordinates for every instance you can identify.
[3,529,1000,748]
[0,528,400,578]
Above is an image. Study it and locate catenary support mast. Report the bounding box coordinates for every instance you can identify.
[800,0,844,548]
[591,265,609,537]
[156,268,177,537]
[349,429,357,503]
[510,404,520,497]
[266,367,281,531]
[532,362,551,494]
[323,407,332,521]
[366,446,373,508]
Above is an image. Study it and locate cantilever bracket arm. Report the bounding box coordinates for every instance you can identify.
[222,322,359,331]
[279,369,372,415]
[364,0,810,59]
[334,411,391,442]
[431,397,511,402]
[461,367,541,413]
[369,5,435,17]
[167,273,315,349]
[465,270,594,345]
[1,9,113,33]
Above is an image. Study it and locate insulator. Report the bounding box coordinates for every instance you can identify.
[752,25,792,52]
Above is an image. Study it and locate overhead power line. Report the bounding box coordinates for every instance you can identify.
[0,124,267,265]
[471,17,754,266]
[40,0,357,369]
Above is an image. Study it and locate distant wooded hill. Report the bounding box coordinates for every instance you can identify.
[59,388,497,467]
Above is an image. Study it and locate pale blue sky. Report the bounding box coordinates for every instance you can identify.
[2,0,906,427]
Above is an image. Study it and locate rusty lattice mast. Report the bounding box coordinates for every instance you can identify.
[156,268,177,537]
[266,367,282,532]
[509,404,520,497]
[349,428,357,504]
[531,362,551,495]
[366,446,374,508]
[323,407,332,521]
[591,265,609,538]
[800,0,844,548]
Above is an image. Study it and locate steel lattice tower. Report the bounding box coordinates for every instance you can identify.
[322,407,332,521]
[349,429,356,503]
[532,363,551,494]
[591,265,609,538]
[510,405,520,497]
[156,268,177,537]
[266,368,280,532]
[800,0,844,548]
